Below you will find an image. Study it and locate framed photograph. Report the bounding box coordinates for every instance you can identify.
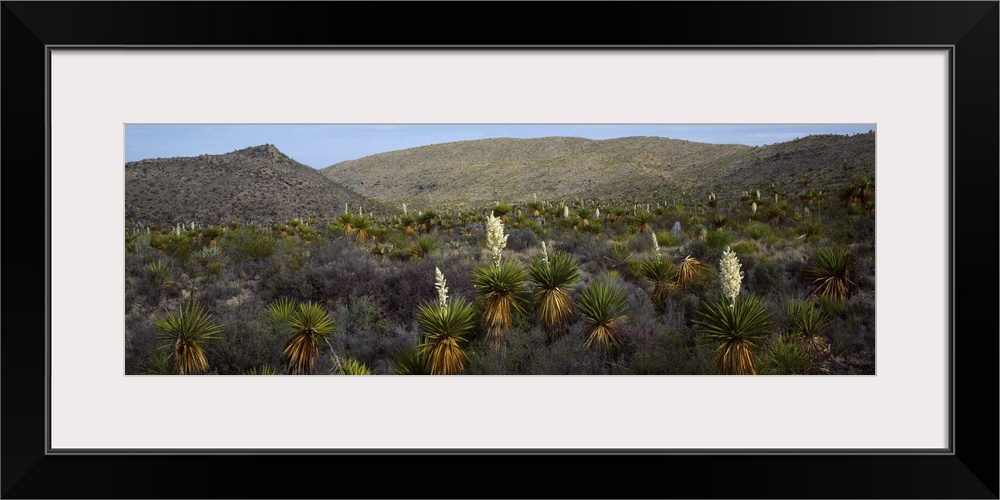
[4,2,996,498]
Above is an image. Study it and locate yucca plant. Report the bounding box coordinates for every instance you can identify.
[766,201,791,226]
[709,214,728,230]
[147,259,176,289]
[130,232,153,256]
[140,348,174,375]
[266,298,297,322]
[605,241,633,270]
[492,202,513,222]
[654,230,676,247]
[797,219,825,241]
[675,255,706,289]
[743,222,771,240]
[694,294,773,375]
[628,211,655,233]
[758,336,812,375]
[152,301,223,375]
[334,357,373,375]
[406,235,437,260]
[352,215,374,241]
[282,301,335,375]
[472,260,529,360]
[336,212,356,237]
[198,245,227,266]
[417,210,438,233]
[526,245,581,340]
[399,214,416,235]
[527,200,545,218]
[639,256,675,306]
[391,345,429,375]
[785,298,834,353]
[577,273,628,353]
[416,297,477,375]
[807,247,855,303]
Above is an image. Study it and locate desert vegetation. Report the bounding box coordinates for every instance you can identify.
[125,162,876,375]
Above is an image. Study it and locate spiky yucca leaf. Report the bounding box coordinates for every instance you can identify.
[352,215,373,241]
[282,302,334,375]
[653,230,676,247]
[336,358,373,375]
[639,256,675,304]
[406,235,437,259]
[416,297,477,375]
[605,242,633,269]
[391,345,429,375]
[266,298,297,322]
[472,260,528,347]
[675,255,706,289]
[152,301,223,375]
[694,294,772,375]
[807,247,856,303]
[140,348,174,375]
[785,298,833,353]
[147,259,176,289]
[758,337,812,375]
[527,200,545,218]
[527,252,581,339]
[337,212,355,236]
[577,273,628,351]
[628,211,655,233]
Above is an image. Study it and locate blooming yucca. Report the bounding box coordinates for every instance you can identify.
[417,268,476,375]
[435,267,449,310]
[485,211,508,266]
[719,246,743,308]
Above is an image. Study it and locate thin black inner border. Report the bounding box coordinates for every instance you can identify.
[45,45,954,455]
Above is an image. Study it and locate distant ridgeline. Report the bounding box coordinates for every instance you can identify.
[125,144,378,230]
[126,133,875,229]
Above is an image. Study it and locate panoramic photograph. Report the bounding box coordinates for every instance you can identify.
[124,124,876,375]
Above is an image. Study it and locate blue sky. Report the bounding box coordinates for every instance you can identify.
[125,124,875,169]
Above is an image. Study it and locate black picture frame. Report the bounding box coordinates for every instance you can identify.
[3,2,996,498]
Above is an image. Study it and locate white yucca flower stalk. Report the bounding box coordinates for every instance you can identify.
[775,193,779,203]
[595,208,600,219]
[345,203,348,214]
[751,202,758,214]
[402,203,407,215]
[190,222,195,230]
[651,231,660,255]
[755,189,761,200]
[563,205,569,218]
[434,267,449,310]
[541,241,549,266]
[486,211,508,267]
[719,246,744,308]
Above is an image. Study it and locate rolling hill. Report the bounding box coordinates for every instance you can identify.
[125,144,378,229]
[319,132,875,211]
[319,136,750,210]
